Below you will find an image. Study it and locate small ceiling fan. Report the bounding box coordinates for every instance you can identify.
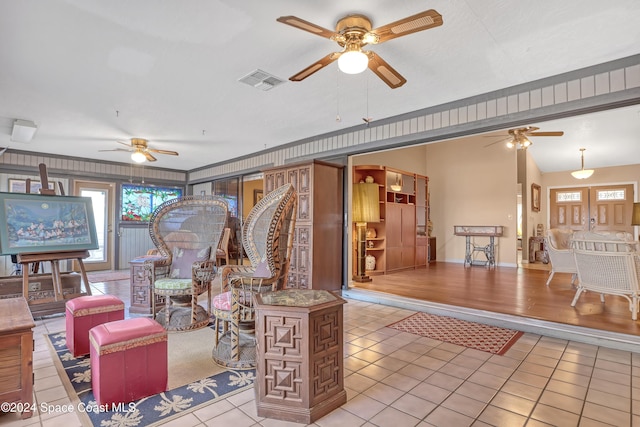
[485,126,564,149]
[100,138,179,162]
[277,9,443,89]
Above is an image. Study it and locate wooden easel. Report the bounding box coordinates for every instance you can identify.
[17,250,91,303]
[17,164,92,308]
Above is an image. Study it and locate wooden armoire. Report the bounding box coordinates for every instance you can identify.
[263,160,343,290]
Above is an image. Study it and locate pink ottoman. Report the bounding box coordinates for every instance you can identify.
[66,295,125,357]
[90,318,167,406]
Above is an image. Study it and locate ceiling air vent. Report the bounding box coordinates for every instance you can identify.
[238,69,286,91]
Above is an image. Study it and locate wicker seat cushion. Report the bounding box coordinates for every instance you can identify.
[212,290,253,311]
[548,228,573,250]
[154,278,192,290]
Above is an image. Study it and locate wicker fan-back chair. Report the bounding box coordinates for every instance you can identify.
[216,227,231,266]
[571,231,640,320]
[147,196,228,331]
[212,183,297,369]
[544,228,578,286]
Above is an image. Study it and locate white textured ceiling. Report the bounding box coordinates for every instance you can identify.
[0,0,639,172]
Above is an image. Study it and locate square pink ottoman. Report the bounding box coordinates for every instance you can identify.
[66,295,125,357]
[90,318,167,406]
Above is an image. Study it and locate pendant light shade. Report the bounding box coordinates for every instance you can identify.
[571,148,594,179]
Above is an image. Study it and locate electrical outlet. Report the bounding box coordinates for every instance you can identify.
[29,282,41,292]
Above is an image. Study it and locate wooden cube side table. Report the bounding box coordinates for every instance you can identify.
[254,289,346,424]
[0,297,35,419]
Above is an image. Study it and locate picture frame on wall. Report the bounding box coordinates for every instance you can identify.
[531,183,541,212]
[253,189,264,205]
[0,192,99,255]
[8,178,55,194]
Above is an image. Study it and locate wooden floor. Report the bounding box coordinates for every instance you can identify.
[351,261,640,337]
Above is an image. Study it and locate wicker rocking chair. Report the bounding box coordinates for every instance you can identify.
[146,196,228,331]
[211,183,297,368]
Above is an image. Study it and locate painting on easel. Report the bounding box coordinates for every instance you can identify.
[0,192,98,255]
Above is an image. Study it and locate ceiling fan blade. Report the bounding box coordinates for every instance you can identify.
[528,131,564,137]
[148,148,179,156]
[369,9,443,44]
[366,52,406,89]
[276,16,338,40]
[99,148,131,152]
[116,140,132,148]
[143,151,157,162]
[484,137,512,148]
[289,52,340,81]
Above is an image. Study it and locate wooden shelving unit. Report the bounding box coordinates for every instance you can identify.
[353,165,429,276]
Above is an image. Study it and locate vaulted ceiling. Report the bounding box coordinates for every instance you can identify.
[1,1,639,172]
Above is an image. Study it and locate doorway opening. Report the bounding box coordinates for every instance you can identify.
[74,181,115,271]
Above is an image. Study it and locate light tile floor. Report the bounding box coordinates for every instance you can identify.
[2,280,639,427]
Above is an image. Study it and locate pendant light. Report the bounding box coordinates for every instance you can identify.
[571,148,594,179]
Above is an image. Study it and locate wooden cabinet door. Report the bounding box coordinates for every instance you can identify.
[401,204,416,246]
[386,204,402,247]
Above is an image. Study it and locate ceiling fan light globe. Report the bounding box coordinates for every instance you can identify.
[338,50,368,74]
[131,151,146,163]
[506,141,515,149]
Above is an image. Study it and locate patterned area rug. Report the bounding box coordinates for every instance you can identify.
[47,331,255,426]
[387,312,523,355]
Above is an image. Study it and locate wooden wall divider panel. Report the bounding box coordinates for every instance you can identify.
[263,160,344,291]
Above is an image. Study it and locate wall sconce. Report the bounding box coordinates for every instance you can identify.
[353,183,380,282]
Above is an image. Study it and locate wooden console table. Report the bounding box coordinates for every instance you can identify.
[0,297,35,419]
[254,289,346,424]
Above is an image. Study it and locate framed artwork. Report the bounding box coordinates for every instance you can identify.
[121,184,183,222]
[253,189,264,205]
[531,183,541,212]
[8,178,55,194]
[0,192,99,255]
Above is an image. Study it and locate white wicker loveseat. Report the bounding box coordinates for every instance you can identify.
[571,230,640,320]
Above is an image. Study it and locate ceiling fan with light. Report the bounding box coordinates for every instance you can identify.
[276,9,443,89]
[99,138,179,163]
[486,126,564,149]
